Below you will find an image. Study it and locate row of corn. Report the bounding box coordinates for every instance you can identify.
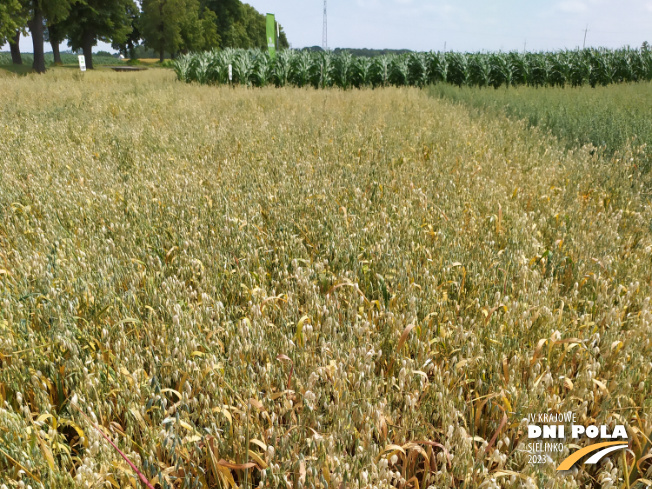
[174,45,652,89]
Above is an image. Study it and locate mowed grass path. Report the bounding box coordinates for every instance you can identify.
[0,71,651,488]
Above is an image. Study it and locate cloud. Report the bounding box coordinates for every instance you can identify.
[356,0,381,7]
[556,1,589,13]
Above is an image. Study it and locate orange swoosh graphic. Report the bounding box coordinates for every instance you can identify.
[556,441,625,471]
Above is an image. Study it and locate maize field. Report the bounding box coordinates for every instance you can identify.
[174,46,652,89]
[0,69,651,489]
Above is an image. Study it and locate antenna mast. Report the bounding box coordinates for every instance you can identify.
[322,0,328,50]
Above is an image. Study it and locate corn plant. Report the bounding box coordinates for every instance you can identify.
[407,52,428,87]
[252,51,273,87]
[310,51,334,89]
[370,55,391,87]
[352,56,372,88]
[333,51,353,89]
[489,53,514,88]
[173,53,193,82]
[446,52,470,87]
[389,54,409,86]
[172,46,652,89]
[273,49,292,87]
[469,53,491,88]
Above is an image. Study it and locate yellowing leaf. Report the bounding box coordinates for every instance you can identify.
[249,398,264,411]
[381,444,406,455]
[248,449,268,469]
[160,388,182,400]
[396,323,417,352]
[592,378,609,394]
[36,413,54,425]
[179,420,196,432]
[294,315,310,347]
[249,438,267,451]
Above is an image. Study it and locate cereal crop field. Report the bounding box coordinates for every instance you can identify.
[0,70,651,489]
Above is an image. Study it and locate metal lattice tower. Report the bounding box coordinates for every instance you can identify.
[322,0,328,51]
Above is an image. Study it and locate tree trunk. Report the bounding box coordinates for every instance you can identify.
[159,49,164,63]
[51,40,61,65]
[49,25,62,64]
[29,5,46,73]
[81,30,94,70]
[128,42,136,61]
[10,31,22,65]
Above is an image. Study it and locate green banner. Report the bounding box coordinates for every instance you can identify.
[266,13,276,58]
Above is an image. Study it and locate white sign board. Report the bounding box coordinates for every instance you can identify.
[228,64,232,82]
[78,55,86,72]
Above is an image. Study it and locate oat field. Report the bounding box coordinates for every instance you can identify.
[0,70,651,489]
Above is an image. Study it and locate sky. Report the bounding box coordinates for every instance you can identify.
[3,0,652,53]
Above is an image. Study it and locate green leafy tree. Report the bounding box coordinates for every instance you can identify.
[141,0,184,61]
[62,0,136,70]
[0,0,27,64]
[111,3,141,59]
[178,0,204,54]
[0,1,25,49]
[141,0,219,61]
[201,0,288,49]
[23,0,76,73]
[200,8,220,51]
[9,31,23,64]
[45,21,65,64]
[201,0,242,40]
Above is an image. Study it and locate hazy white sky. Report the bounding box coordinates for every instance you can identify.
[3,0,652,53]
[250,0,652,51]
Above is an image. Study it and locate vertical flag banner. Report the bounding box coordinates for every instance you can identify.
[266,13,276,58]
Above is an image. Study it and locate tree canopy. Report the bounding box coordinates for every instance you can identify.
[61,0,137,69]
[0,0,25,45]
[201,0,288,50]
[140,0,221,61]
[1,0,290,71]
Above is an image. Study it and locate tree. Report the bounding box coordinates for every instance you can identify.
[10,30,23,65]
[177,0,204,55]
[201,0,288,50]
[199,9,220,51]
[46,21,65,64]
[278,28,288,50]
[62,0,136,70]
[201,0,242,42]
[0,0,24,43]
[112,3,141,59]
[140,0,184,62]
[26,1,46,72]
[141,0,218,61]
[25,0,74,73]
[0,0,27,65]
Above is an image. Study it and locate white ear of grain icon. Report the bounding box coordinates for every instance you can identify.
[584,444,628,464]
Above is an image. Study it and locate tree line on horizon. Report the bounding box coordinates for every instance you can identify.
[302,46,414,57]
[0,0,289,72]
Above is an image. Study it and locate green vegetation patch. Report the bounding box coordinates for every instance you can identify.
[0,52,122,67]
[175,47,652,90]
[430,82,652,169]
